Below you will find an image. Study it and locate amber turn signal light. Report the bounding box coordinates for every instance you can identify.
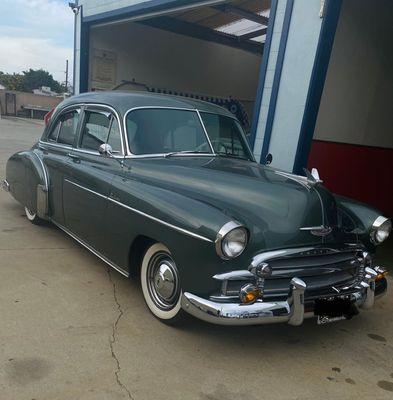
[376,271,388,281]
[375,267,388,281]
[239,284,261,304]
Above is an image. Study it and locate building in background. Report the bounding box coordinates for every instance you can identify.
[72,0,393,216]
[32,86,59,96]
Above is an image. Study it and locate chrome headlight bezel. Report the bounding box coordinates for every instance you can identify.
[370,216,391,245]
[216,221,249,260]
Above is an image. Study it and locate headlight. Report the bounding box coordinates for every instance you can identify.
[216,221,248,259]
[370,216,391,245]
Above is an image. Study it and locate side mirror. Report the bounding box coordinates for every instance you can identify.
[99,143,114,157]
[265,153,273,165]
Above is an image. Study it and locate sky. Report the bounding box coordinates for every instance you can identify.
[0,0,74,84]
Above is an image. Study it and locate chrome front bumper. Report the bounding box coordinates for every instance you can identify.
[1,179,10,192]
[181,269,387,326]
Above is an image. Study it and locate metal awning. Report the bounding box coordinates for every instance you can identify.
[140,0,271,54]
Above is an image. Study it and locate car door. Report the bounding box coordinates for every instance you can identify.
[63,105,124,258]
[39,106,82,225]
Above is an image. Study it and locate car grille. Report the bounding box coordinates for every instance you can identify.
[211,246,366,303]
[264,248,364,300]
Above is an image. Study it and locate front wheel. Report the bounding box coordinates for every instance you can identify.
[24,206,44,225]
[140,243,185,324]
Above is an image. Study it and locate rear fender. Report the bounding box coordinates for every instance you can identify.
[6,150,49,220]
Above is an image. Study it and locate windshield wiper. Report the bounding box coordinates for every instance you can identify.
[164,150,211,158]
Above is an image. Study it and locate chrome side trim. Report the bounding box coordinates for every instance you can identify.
[51,220,129,278]
[64,179,107,199]
[213,270,254,281]
[32,151,49,189]
[300,225,332,237]
[32,151,49,220]
[64,179,213,243]
[108,196,213,243]
[39,140,73,151]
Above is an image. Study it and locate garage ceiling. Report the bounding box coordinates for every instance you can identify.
[140,0,271,54]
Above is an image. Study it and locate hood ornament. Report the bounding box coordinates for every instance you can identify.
[300,225,333,237]
[303,168,323,184]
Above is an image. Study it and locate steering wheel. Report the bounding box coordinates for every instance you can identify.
[196,140,228,154]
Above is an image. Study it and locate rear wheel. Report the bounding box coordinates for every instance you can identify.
[140,243,185,324]
[24,206,44,225]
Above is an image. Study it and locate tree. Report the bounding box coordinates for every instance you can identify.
[0,71,24,91]
[0,69,65,93]
[22,69,62,93]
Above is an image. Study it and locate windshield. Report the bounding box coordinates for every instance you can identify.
[125,108,253,160]
[200,112,253,161]
[126,108,212,155]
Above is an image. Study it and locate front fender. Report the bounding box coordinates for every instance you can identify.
[335,195,384,250]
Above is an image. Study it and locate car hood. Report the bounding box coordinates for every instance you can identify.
[121,156,344,251]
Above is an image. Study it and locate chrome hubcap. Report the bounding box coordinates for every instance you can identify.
[147,252,180,310]
[154,263,176,300]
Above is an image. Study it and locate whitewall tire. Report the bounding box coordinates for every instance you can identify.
[24,206,44,225]
[140,243,184,323]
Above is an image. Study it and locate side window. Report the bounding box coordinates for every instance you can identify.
[80,111,110,151]
[107,118,122,153]
[56,110,80,146]
[48,120,61,142]
[80,110,122,154]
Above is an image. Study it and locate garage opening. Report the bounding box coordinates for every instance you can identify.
[87,0,271,132]
[309,0,393,216]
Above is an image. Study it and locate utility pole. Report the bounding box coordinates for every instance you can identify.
[65,59,69,93]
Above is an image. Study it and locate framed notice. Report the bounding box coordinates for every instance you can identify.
[91,49,117,90]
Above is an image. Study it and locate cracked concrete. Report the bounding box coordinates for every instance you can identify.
[1,117,393,400]
[107,268,134,400]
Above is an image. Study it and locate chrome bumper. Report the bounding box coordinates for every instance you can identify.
[1,179,10,192]
[181,269,387,326]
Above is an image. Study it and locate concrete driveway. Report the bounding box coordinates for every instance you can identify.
[0,117,392,400]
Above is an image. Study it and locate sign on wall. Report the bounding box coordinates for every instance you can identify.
[91,49,117,90]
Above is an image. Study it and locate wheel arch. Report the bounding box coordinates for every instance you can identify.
[128,235,157,278]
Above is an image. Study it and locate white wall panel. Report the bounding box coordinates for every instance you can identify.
[89,22,261,107]
[314,0,393,149]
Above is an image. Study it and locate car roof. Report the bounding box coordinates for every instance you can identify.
[59,91,234,118]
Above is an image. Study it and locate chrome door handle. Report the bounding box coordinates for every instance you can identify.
[68,153,80,162]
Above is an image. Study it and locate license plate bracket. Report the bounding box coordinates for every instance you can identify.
[317,315,346,325]
[314,296,358,321]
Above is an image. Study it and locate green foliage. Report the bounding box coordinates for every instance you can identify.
[0,71,24,91]
[0,69,66,93]
[22,69,62,93]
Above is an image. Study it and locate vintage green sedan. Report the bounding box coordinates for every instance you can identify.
[2,92,390,326]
